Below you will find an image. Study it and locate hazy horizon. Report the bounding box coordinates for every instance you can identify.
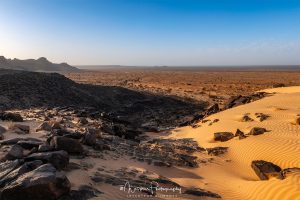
[1,0,300,66]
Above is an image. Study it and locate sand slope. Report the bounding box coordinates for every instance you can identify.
[167,86,300,200]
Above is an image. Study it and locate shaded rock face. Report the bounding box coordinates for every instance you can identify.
[10,124,30,134]
[50,136,83,154]
[214,132,234,142]
[0,160,22,180]
[0,125,6,134]
[251,160,282,180]
[0,164,71,200]
[235,129,246,139]
[0,160,43,187]
[1,145,24,161]
[25,150,69,170]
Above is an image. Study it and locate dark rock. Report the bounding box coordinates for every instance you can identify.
[82,129,97,146]
[235,129,246,139]
[0,125,6,134]
[179,154,198,167]
[279,168,300,179]
[251,160,282,180]
[59,185,102,200]
[25,150,69,170]
[1,145,24,161]
[17,140,44,150]
[0,164,71,200]
[0,160,43,187]
[0,138,42,146]
[249,127,267,135]
[0,112,23,122]
[207,147,228,156]
[241,115,253,122]
[10,124,30,134]
[272,83,285,88]
[36,122,52,132]
[214,132,234,142]
[255,113,269,122]
[184,188,221,198]
[63,132,83,140]
[153,161,171,167]
[38,143,53,152]
[50,136,83,154]
[0,160,22,180]
[205,103,219,116]
[51,121,61,130]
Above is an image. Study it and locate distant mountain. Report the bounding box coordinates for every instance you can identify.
[0,56,79,72]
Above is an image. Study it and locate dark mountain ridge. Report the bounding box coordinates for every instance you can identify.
[0,56,79,72]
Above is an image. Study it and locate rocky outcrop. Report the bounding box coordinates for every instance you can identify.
[224,92,267,109]
[0,164,71,200]
[251,160,282,180]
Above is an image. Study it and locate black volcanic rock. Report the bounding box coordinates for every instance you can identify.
[0,56,79,72]
[0,69,206,130]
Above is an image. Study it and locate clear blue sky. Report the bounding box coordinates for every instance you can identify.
[0,0,300,66]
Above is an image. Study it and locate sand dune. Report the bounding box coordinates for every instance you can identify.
[165,86,300,200]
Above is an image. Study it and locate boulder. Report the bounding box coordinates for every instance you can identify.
[10,124,30,134]
[59,185,102,200]
[214,132,234,142]
[0,112,23,122]
[82,129,97,146]
[241,115,253,122]
[0,125,7,134]
[17,140,44,150]
[38,143,53,152]
[0,164,71,200]
[0,160,43,187]
[0,138,42,146]
[255,113,269,122]
[36,122,52,132]
[249,127,267,135]
[0,160,22,180]
[50,136,83,154]
[25,150,69,170]
[251,160,282,180]
[235,129,246,139]
[1,145,24,161]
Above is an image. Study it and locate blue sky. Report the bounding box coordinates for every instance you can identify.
[0,0,300,65]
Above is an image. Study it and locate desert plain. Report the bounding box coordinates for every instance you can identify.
[0,67,300,200]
